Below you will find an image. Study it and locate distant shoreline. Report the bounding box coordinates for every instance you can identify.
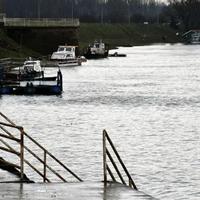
[79,23,181,51]
[0,23,180,58]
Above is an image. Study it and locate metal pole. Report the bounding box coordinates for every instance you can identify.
[43,150,47,182]
[105,130,138,190]
[103,130,107,185]
[20,128,24,182]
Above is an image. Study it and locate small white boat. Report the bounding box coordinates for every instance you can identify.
[51,45,85,67]
[182,30,200,44]
[4,58,43,81]
[22,59,42,73]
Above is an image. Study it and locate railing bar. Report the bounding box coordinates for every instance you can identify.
[0,146,20,155]
[0,126,67,183]
[20,145,67,182]
[0,114,82,182]
[23,131,82,182]
[129,178,132,188]
[0,133,20,142]
[0,125,13,135]
[0,137,50,182]
[106,148,126,185]
[0,122,22,130]
[0,112,16,126]
[106,164,116,182]
[0,138,19,154]
[0,139,20,169]
[20,129,24,181]
[43,150,47,183]
[103,130,107,184]
[104,130,137,190]
[23,159,50,183]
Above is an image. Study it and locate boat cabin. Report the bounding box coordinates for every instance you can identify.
[182,30,200,44]
[84,40,109,59]
[89,40,107,55]
[22,60,42,73]
[51,45,76,60]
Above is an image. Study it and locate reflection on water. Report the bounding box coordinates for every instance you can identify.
[1,44,200,199]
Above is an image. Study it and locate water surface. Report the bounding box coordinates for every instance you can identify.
[1,44,200,199]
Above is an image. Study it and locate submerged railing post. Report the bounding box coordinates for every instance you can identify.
[43,150,47,182]
[20,127,24,181]
[0,112,82,183]
[103,129,138,190]
[103,130,107,185]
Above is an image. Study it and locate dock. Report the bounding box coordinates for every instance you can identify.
[0,113,157,199]
[0,181,156,200]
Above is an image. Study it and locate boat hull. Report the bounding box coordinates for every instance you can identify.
[0,85,62,95]
[0,69,63,95]
[58,60,81,67]
[84,52,108,59]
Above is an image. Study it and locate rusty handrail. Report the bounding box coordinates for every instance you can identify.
[103,129,137,190]
[0,112,82,182]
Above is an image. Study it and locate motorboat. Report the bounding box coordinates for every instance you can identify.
[4,58,44,81]
[108,52,127,57]
[84,40,109,59]
[51,45,85,67]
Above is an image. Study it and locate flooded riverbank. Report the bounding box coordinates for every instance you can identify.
[1,44,200,199]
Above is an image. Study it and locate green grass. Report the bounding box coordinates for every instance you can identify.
[0,23,180,58]
[79,23,179,49]
[0,28,39,59]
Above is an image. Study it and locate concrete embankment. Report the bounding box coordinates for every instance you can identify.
[0,181,157,200]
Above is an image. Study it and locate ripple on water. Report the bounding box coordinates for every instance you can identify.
[1,44,200,199]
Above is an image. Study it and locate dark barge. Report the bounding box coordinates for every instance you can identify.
[0,67,63,95]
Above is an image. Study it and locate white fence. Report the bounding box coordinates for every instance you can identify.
[3,17,80,27]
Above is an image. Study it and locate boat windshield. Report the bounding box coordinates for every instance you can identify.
[58,47,73,52]
[58,47,65,52]
[65,48,72,51]
[25,61,37,65]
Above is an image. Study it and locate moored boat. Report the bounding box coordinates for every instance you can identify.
[0,67,63,95]
[83,40,109,59]
[108,52,127,57]
[51,45,85,67]
[4,58,44,81]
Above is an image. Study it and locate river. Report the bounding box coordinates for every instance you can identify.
[0,44,200,199]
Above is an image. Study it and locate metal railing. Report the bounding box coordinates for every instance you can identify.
[0,112,82,183]
[3,17,80,27]
[103,129,137,190]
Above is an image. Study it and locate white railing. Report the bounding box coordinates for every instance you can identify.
[3,18,80,27]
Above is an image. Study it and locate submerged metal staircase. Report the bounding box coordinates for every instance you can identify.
[0,112,82,183]
[103,130,138,190]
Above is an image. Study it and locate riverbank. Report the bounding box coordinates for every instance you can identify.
[79,23,180,50]
[0,23,180,58]
[0,28,39,58]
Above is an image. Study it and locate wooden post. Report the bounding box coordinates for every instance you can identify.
[20,128,24,182]
[43,150,47,182]
[103,130,107,186]
[129,178,132,187]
